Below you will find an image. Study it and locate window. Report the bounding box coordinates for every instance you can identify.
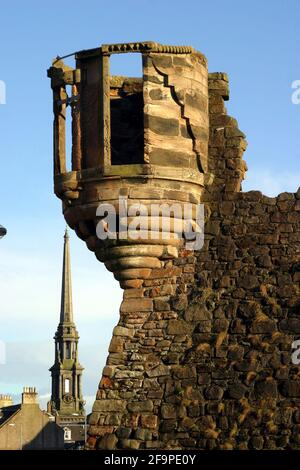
[66,342,71,359]
[64,378,70,394]
[109,53,144,166]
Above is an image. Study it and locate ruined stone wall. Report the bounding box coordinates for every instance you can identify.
[86,67,300,450]
[88,206,299,450]
[190,189,300,450]
[87,185,300,450]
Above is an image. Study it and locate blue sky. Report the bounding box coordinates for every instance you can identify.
[0,0,299,412]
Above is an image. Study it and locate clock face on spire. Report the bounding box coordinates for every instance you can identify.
[63,394,74,404]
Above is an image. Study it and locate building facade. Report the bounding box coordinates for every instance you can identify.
[0,388,64,450]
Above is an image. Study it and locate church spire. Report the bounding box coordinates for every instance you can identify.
[60,227,73,324]
[48,229,85,423]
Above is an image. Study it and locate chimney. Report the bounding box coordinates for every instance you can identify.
[22,387,38,405]
[0,394,13,408]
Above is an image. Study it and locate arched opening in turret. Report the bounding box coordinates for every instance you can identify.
[109,53,144,165]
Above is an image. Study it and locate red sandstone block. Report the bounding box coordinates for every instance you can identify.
[100,376,113,389]
[86,436,97,449]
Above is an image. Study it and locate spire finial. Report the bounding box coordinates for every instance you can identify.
[60,228,73,323]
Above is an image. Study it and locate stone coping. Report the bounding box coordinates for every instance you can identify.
[75,41,207,65]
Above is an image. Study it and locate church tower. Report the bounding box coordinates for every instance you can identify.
[48,229,85,427]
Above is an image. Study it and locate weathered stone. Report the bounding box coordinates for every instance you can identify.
[141,414,158,429]
[237,274,259,289]
[127,400,153,412]
[149,149,193,168]
[98,433,118,450]
[115,269,152,281]
[185,91,207,111]
[281,381,300,398]
[149,88,164,100]
[115,370,143,379]
[119,439,141,449]
[280,318,300,334]
[255,379,278,398]
[120,298,153,313]
[134,428,152,440]
[100,376,113,389]
[204,385,224,400]
[250,436,264,450]
[116,427,132,439]
[92,400,126,412]
[103,366,115,377]
[108,337,124,353]
[153,299,171,311]
[167,319,194,335]
[161,404,177,419]
[250,319,276,334]
[148,267,182,279]
[227,383,247,399]
[147,115,179,136]
[106,256,162,271]
[152,55,173,68]
[120,279,144,289]
[184,304,212,322]
[173,366,197,379]
[146,364,169,378]
[113,326,134,337]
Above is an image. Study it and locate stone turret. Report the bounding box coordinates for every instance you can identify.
[48,42,211,283]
